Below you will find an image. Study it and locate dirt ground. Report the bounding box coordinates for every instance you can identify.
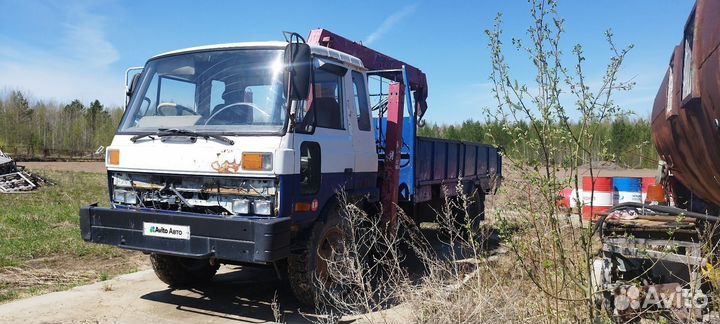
[0,252,149,302]
[0,230,465,324]
[0,266,313,323]
[18,161,106,173]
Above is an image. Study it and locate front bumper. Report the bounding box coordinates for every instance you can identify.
[79,205,291,264]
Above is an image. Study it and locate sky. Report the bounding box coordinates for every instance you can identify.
[0,0,696,124]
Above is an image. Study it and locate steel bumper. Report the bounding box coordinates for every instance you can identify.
[79,205,291,264]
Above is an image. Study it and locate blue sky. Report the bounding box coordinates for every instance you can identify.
[0,0,695,124]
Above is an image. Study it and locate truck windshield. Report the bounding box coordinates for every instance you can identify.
[119,49,287,135]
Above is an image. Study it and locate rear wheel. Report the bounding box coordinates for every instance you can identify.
[288,204,348,306]
[150,254,218,287]
[454,190,485,237]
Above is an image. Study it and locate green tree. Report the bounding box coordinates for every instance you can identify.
[0,92,123,158]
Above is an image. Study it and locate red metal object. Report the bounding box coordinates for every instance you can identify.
[646,184,667,204]
[641,177,655,202]
[581,176,613,221]
[307,29,428,118]
[380,83,405,226]
[557,187,573,208]
[641,177,656,193]
[651,0,720,207]
[582,206,610,221]
[582,176,613,192]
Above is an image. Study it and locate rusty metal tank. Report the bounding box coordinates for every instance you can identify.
[651,0,720,208]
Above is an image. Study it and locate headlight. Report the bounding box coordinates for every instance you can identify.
[232,198,250,214]
[113,190,126,204]
[125,192,138,205]
[113,190,138,205]
[253,199,272,215]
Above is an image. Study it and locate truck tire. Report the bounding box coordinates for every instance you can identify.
[150,254,218,287]
[288,204,347,307]
[455,191,485,237]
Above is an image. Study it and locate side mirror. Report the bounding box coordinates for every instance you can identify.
[284,43,312,100]
[125,73,141,109]
[124,67,143,108]
[128,74,141,96]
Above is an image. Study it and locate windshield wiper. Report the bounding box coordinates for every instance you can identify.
[130,129,234,145]
[130,132,157,143]
[158,128,235,145]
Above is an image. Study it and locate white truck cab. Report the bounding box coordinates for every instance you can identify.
[80,38,383,305]
[106,41,377,222]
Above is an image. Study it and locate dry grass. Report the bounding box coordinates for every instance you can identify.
[0,170,148,303]
[402,187,595,323]
[311,166,612,324]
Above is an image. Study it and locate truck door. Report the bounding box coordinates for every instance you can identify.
[292,61,355,217]
[348,70,377,190]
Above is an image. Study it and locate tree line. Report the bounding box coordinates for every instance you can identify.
[0,90,656,167]
[418,117,657,169]
[0,91,124,159]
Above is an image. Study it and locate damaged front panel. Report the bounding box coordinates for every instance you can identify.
[110,172,278,216]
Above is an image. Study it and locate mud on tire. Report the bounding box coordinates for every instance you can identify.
[287,204,347,307]
[150,254,218,287]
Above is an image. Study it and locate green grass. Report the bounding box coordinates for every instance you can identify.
[0,170,147,303]
[0,170,118,267]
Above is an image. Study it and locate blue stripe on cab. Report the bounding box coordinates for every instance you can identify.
[278,172,377,225]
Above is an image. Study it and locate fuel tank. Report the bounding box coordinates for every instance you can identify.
[651,0,720,207]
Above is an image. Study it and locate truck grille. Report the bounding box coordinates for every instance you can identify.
[109,172,277,216]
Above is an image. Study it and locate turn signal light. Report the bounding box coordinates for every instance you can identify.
[242,152,272,171]
[294,202,312,212]
[294,199,318,212]
[107,149,120,166]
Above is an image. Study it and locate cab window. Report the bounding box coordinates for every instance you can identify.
[296,66,345,131]
[352,71,371,131]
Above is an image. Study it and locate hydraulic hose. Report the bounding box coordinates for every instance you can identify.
[592,202,720,236]
[611,202,720,222]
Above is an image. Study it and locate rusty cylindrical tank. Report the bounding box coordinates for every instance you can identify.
[651,0,720,208]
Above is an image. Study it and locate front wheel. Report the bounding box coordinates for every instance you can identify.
[287,205,348,306]
[150,254,218,287]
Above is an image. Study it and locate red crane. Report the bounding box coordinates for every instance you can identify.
[307,29,426,225]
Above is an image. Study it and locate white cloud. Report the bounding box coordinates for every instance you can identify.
[0,2,122,106]
[365,4,418,46]
[61,4,119,68]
